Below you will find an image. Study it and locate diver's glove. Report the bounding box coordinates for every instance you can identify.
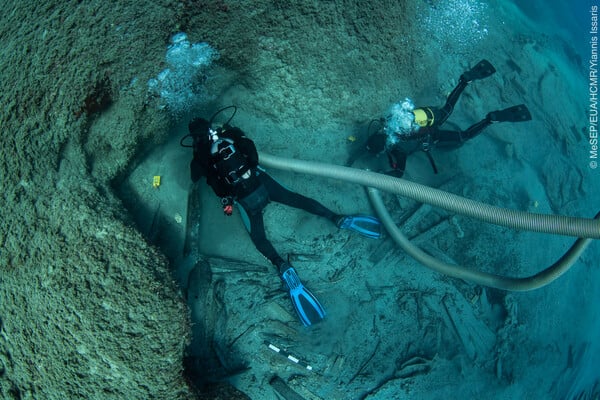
[221,196,234,216]
[366,133,387,154]
[385,168,405,179]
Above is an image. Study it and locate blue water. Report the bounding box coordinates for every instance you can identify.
[510,0,600,397]
[513,0,592,61]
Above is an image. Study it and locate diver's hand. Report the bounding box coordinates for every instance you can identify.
[366,133,386,154]
[221,196,234,216]
[385,168,405,178]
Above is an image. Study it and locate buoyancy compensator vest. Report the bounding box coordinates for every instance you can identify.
[210,136,251,187]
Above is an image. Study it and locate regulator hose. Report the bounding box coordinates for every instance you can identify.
[259,153,600,239]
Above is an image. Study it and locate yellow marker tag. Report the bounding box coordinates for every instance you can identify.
[153,176,161,188]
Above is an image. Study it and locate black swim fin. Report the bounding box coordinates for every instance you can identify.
[462,59,496,82]
[280,264,325,326]
[488,104,532,123]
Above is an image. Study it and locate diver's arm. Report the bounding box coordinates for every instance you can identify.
[190,137,211,182]
[366,133,387,154]
[386,148,407,178]
[190,156,231,197]
[226,127,259,168]
[206,174,231,198]
[190,157,206,183]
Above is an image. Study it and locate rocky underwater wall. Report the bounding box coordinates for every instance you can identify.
[0,1,196,398]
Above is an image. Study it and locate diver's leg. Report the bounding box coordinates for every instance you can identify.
[427,78,469,127]
[458,104,532,141]
[438,80,469,123]
[435,118,492,144]
[434,129,469,148]
[435,60,497,126]
[242,208,286,268]
[258,172,339,223]
[460,118,493,141]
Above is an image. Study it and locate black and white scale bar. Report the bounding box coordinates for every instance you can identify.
[265,341,313,371]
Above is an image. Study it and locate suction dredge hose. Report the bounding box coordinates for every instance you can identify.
[259,153,600,291]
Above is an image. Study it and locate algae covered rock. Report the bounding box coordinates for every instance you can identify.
[0,1,196,398]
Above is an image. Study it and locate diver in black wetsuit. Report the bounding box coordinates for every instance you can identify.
[348,59,532,177]
[182,107,381,325]
[187,116,338,269]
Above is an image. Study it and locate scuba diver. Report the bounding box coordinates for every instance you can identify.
[182,107,381,326]
[347,59,532,176]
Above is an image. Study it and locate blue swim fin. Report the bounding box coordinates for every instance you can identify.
[280,265,325,326]
[337,215,382,239]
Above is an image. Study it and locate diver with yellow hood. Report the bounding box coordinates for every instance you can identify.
[349,60,532,176]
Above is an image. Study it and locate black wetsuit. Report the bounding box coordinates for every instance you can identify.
[190,123,340,269]
[362,77,492,177]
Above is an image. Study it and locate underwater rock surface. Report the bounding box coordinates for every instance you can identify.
[0,1,193,398]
